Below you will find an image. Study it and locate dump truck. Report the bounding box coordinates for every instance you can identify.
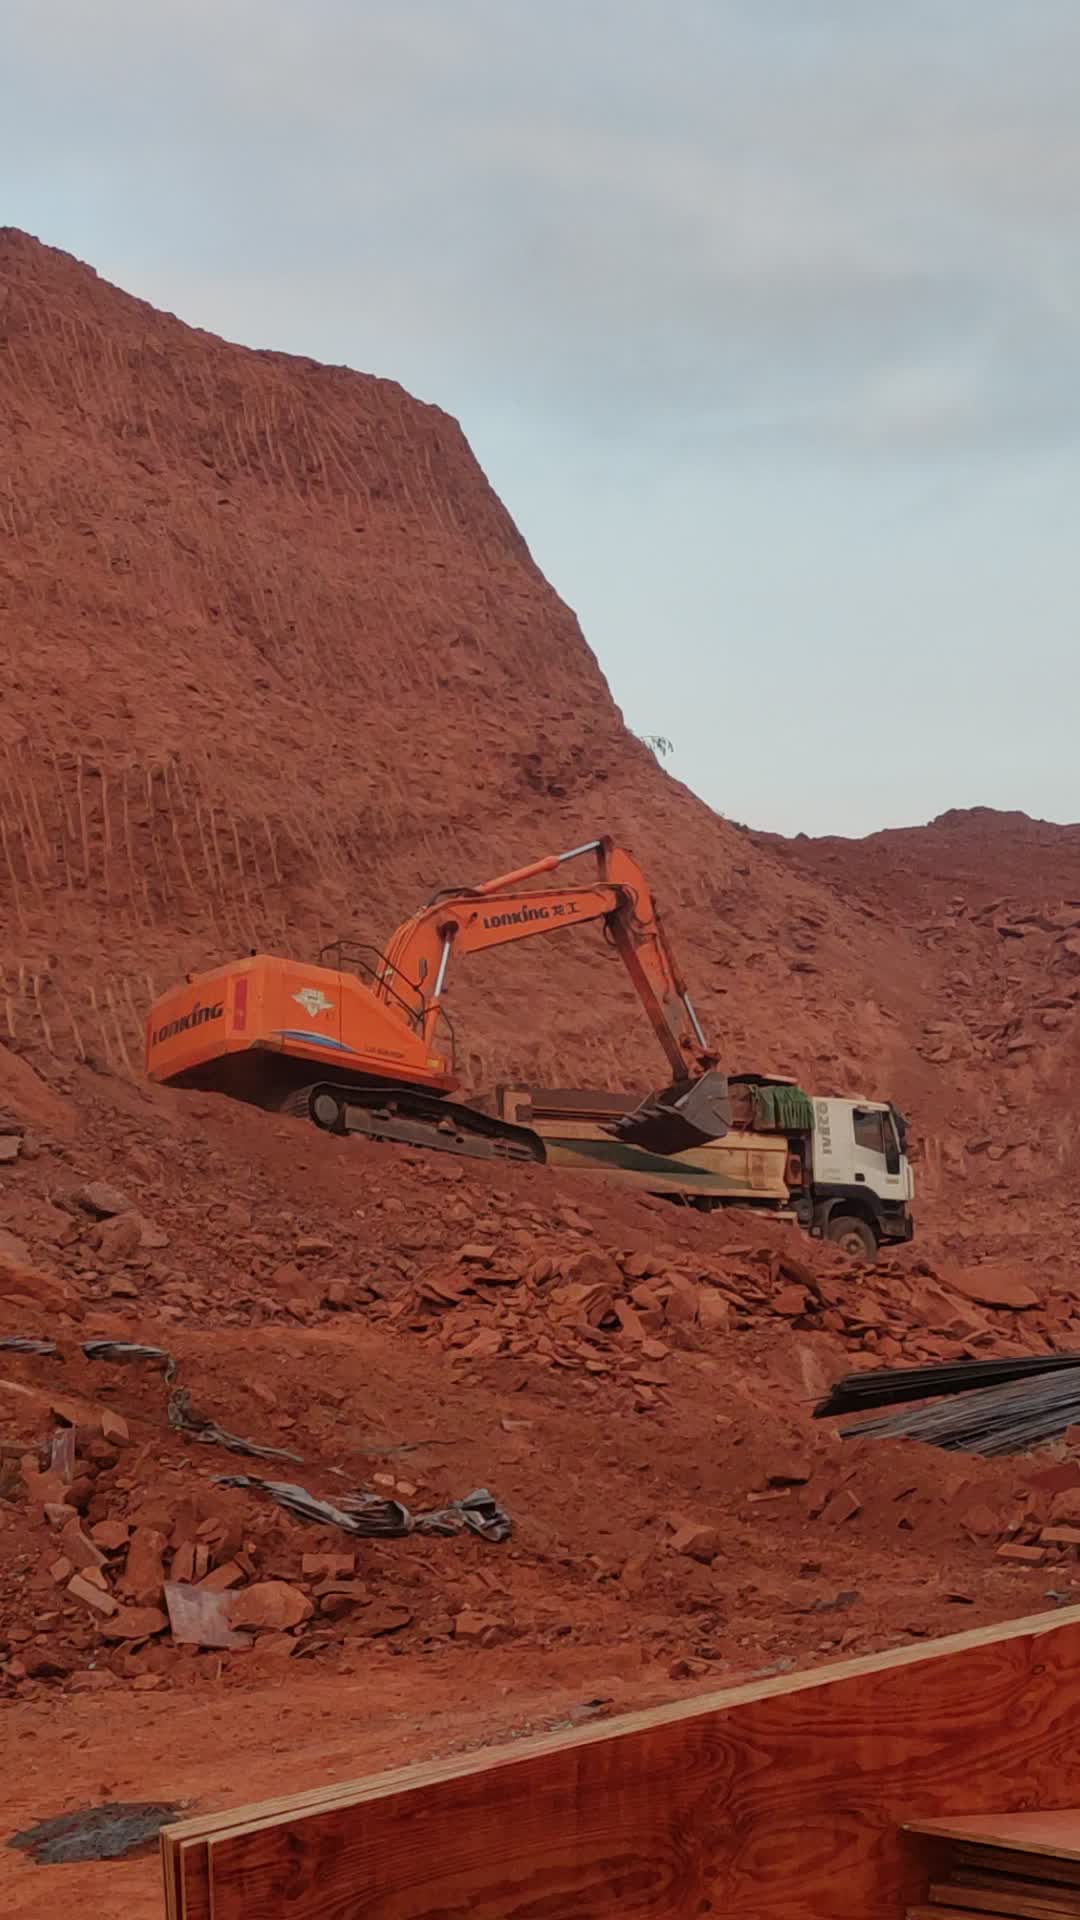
[493,1079,914,1256]
[145,831,914,1250]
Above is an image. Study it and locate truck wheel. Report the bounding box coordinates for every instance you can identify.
[825,1214,877,1260]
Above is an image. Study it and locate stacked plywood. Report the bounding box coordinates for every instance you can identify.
[907,1812,1080,1920]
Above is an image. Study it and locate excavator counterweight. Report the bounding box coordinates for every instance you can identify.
[145,834,728,1162]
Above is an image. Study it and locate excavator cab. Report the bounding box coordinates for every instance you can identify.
[607,1069,733,1155]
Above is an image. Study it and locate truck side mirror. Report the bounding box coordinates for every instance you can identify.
[885,1140,900,1176]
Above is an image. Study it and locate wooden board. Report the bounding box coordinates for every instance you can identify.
[931,1880,1080,1918]
[163,1779,400,1920]
[908,1815,1080,1864]
[908,1909,988,1919]
[160,1605,1080,1920]
[952,1870,1080,1907]
[951,1852,1080,1893]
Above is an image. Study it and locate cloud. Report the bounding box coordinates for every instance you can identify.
[846,358,991,448]
[6,0,1080,451]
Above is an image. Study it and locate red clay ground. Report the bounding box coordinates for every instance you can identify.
[4,1056,1080,1918]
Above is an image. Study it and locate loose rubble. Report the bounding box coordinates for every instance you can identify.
[0,1047,1078,1716]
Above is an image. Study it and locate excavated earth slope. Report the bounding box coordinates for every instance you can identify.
[5,232,1080,1249]
[0,230,940,1149]
[3,232,1080,1918]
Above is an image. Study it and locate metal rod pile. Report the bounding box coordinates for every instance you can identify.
[816,1353,1080,1421]
[837,1366,1080,1457]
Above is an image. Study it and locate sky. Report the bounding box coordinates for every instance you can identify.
[5,0,1080,836]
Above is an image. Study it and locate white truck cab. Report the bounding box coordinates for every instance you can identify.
[806,1096,915,1257]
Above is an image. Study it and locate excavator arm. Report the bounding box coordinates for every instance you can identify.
[376,836,730,1150]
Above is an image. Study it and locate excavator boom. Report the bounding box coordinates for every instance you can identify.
[145,833,730,1158]
[377,836,717,1089]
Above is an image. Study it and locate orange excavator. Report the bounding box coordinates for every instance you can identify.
[145,835,732,1163]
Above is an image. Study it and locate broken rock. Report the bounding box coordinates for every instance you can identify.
[661,1275,701,1325]
[821,1490,862,1526]
[773,1284,809,1318]
[453,1609,501,1643]
[67,1573,118,1616]
[0,1261,84,1320]
[60,1520,107,1569]
[301,1552,356,1580]
[197,1560,246,1592]
[698,1292,732,1334]
[90,1520,131,1551]
[960,1504,1003,1542]
[229,1581,313,1632]
[76,1182,133,1218]
[767,1456,813,1488]
[363,1603,413,1637]
[101,1605,168,1641]
[88,1212,143,1260]
[122,1528,167,1603]
[949,1265,1040,1311]
[670,1521,722,1565]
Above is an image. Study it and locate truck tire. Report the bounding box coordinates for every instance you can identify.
[825,1214,877,1260]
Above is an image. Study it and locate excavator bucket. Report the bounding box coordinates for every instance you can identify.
[605,1070,733,1156]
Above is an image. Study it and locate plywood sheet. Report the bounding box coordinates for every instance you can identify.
[159,1606,1080,1920]
[908,1814,1080,1864]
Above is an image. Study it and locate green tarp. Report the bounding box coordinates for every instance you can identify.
[750,1082,815,1132]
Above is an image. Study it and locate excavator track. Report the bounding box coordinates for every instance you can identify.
[281,1082,547,1167]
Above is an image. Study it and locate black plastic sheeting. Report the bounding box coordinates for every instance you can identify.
[168,1386,303,1464]
[0,1337,177,1377]
[214,1474,513,1541]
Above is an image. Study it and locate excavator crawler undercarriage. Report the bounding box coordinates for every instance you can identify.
[280,1081,546,1165]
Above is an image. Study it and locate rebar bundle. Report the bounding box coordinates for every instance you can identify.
[816,1353,1080,1421]
[838,1365,1080,1456]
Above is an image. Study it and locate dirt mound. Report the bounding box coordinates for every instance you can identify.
[3,1042,1077,1920]
[1,1044,1076,1710]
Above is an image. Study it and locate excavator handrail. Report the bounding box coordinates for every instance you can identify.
[318,938,458,1066]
